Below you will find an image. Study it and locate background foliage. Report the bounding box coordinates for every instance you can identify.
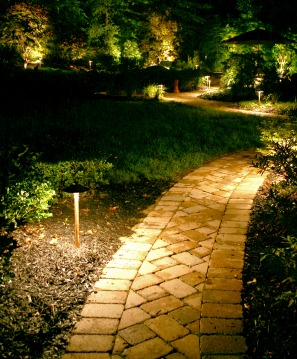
[0,0,296,72]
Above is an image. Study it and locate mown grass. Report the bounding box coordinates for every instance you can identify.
[0,97,263,184]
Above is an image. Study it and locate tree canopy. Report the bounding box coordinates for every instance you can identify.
[0,0,296,72]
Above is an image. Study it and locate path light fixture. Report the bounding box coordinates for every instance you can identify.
[205,76,211,88]
[257,90,264,105]
[63,184,89,248]
[158,84,164,98]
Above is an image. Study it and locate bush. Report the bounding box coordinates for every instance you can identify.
[245,114,297,356]
[1,181,55,230]
[40,159,113,194]
[0,146,113,230]
[221,53,259,100]
[142,84,165,99]
[254,117,297,185]
[0,146,55,230]
[261,236,297,307]
[220,52,283,101]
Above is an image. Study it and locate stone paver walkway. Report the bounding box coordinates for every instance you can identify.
[164,90,275,117]
[62,150,266,359]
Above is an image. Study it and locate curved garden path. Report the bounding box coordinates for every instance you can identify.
[164,90,274,116]
[62,145,266,358]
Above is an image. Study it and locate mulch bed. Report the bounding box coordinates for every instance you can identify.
[0,181,170,359]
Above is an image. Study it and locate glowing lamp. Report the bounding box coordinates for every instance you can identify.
[256,90,264,105]
[205,76,211,88]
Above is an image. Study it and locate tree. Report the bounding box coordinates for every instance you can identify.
[253,0,297,33]
[141,11,179,66]
[34,0,91,64]
[0,2,52,65]
[88,0,145,67]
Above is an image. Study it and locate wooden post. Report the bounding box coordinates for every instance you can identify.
[74,192,80,248]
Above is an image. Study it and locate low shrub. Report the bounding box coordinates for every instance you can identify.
[244,111,297,357]
[244,184,297,357]
[40,159,113,194]
[0,146,55,230]
[0,146,113,230]
[254,117,297,185]
[142,84,165,99]
[261,235,297,309]
[1,181,55,230]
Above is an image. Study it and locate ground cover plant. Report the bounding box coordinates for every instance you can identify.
[0,80,264,358]
[243,116,297,358]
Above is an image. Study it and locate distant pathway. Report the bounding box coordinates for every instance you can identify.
[164,90,274,116]
[62,150,266,359]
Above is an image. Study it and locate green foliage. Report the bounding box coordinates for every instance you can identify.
[1,181,55,230]
[0,3,52,63]
[172,52,201,71]
[252,116,297,239]
[244,182,297,357]
[249,182,297,244]
[142,12,179,66]
[88,0,140,65]
[40,160,113,194]
[142,84,165,99]
[122,40,142,62]
[255,137,297,184]
[0,146,55,230]
[0,145,113,230]
[219,42,297,102]
[221,53,261,101]
[261,236,297,308]
[53,36,88,64]
[176,70,200,91]
[244,109,297,357]
[254,117,297,184]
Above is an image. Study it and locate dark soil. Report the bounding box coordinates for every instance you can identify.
[0,181,171,359]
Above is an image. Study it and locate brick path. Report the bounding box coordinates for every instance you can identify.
[62,150,266,359]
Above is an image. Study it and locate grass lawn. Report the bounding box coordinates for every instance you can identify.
[0,97,263,185]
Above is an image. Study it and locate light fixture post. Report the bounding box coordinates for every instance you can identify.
[73,192,80,248]
[257,90,264,105]
[63,184,89,248]
[205,76,210,89]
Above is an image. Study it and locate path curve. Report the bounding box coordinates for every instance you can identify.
[164,90,274,116]
[62,150,266,359]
